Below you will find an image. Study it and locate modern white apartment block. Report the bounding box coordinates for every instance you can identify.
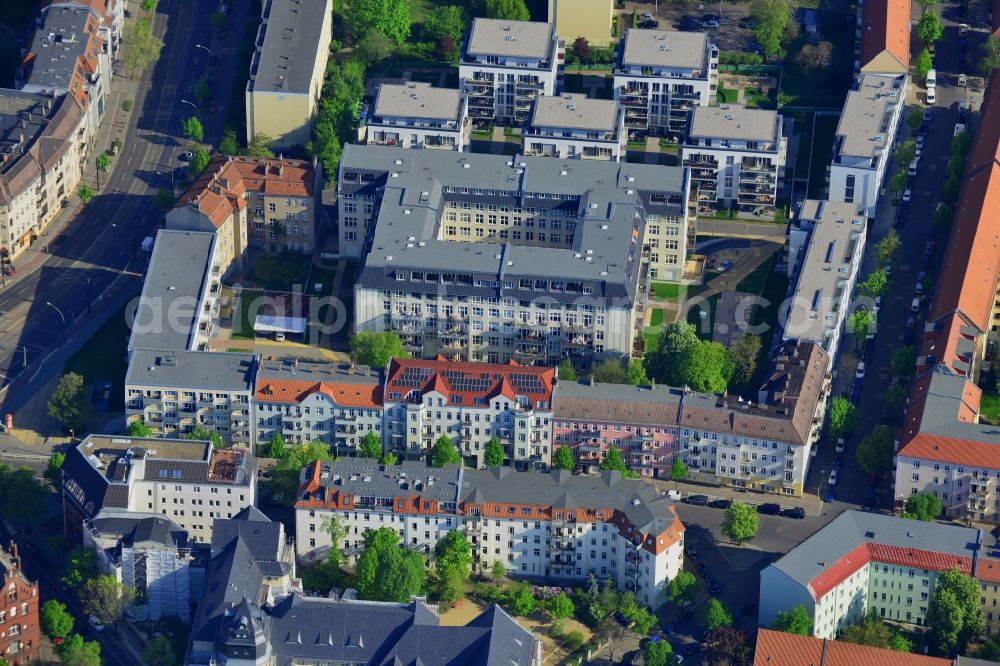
[83,512,193,621]
[785,200,867,365]
[366,82,469,151]
[679,340,830,496]
[340,145,691,367]
[759,512,987,638]
[613,29,718,139]
[295,460,686,608]
[62,435,258,545]
[381,358,554,469]
[828,72,907,219]
[681,104,786,215]
[254,358,382,456]
[460,18,562,126]
[125,350,257,448]
[523,93,625,161]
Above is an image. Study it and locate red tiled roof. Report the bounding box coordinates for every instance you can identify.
[809,543,870,598]
[859,0,911,71]
[754,629,952,666]
[896,433,1000,470]
[255,378,381,408]
[977,556,1000,583]
[383,358,554,408]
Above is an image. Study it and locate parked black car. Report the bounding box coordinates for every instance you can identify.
[708,498,731,509]
[685,494,710,506]
[758,503,782,515]
[780,507,806,519]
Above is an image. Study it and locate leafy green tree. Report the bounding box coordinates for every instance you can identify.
[0,465,48,527]
[751,0,792,57]
[434,530,472,605]
[83,574,137,627]
[56,633,102,666]
[41,599,75,638]
[890,346,916,379]
[975,638,1000,661]
[552,445,575,471]
[557,358,577,381]
[884,383,908,421]
[627,358,649,386]
[358,431,382,459]
[355,32,396,66]
[721,502,758,546]
[48,372,88,432]
[246,132,275,158]
[952,130,972,159]
[933,202,954,233]
[270,441,333,501]
[547,592,575,621]
[848,308,874,343]
[839,611,912,652]
[916,47,933,77]
[887,171,908,194]
[856,425,894,475]
[644,639,676,666]
[794,41,832,71]
[592,359,630,384]
[492,560,506,581]
[430,435,461,467]
[704,598,733,631]
[154,188,174,209]
[141,0,156,10]
[267,432,287,459]
[187,425,224,449]
[484,436,505,467]
[669,457,687,483]
[350,331,409,367]
[485,0,531,20]
[423,5,466,43]
[182,116,204,142]
[906,108,923,130]
[644,321,699,386]
[188,147,210,178]
[904,491,942,521]
[348,0,411,44]
[126,420,153,437]
[599,447,628,472]
[857,268,889,299]
[63,547,99,589]
[618,592,657,634]
[44,452,65,491]
[773,604,813,635]
[96,153,110,173]
[875,229,900,268]
[143,634,175,666]
[676,341,734,393]
[193,78,211,104]
[666,570,698,604]
[508,582,537,616]
[219,127,241,156]
[121,17,164,77]
[380,451,398,465]
[982,36,1000,75]
[704,627,751,664]
[927,568,984,656]
[356,527,426,601]
[729,334,762,386]
[917,11,943,44]
[827,397,857,441]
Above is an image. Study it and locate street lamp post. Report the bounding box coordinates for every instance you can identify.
[46,301,67,343]
[181,99,200,115]
[195,43,215,56]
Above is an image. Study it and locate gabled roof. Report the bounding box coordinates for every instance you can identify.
[384,358,554,409]
[858,0,911,72]
[754,629,952,665]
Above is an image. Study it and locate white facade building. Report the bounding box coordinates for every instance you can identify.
[827,72,908,219]
[296,460,686,608]
[523,93,625,161]
[681,104,786,215]
[613,29,718,139]
[366,82,469,151]
[459,18,562,126]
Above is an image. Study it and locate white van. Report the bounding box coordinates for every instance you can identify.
[927,68,937,87]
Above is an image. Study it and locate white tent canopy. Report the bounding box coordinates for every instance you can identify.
[254,315,307,335]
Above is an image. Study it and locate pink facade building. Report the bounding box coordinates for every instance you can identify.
[553,383,683,478]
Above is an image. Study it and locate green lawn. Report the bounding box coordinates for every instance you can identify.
[716,83,735,105]
[650,309,664,327]
[652,282,687,301]
[233,289,264,340]
[686,291,720,341]
[643,329,660,355]
[247,253,313,292]
[744,87,777,110]
[64,305,130,413]
[981,392,1000,423]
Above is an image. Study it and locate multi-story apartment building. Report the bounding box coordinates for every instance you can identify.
[245,0,331,148]
[125,350,257,447]
[381,357,554,469]
[827,72,907,219]
[754,629,956,666]
[0,544,40,665]
[365,82,469,151]
[553,381,682,478]
[681,104,785,215]
[254,358,382,456]
[340,145,691,368]
[758,511,997,639]
[523,93,625,161]
[459,18,562,126]
[128,229,222,355]
[680,340,829,496]
[41,0,126,60]
[62,435,258,544]
[893,70,1000,524]
[83,511,193,621]
[613,29,718,139]
[296,459,686,608]
[548,0,614,46]
[168,155,318,261]
[785,200,867,365]
[0,90,85,261]
[855,0,911,74]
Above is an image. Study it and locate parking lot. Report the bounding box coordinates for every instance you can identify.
[622,0,759,52]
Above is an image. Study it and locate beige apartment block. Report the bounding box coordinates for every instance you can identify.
[548,0,614,46]
[245,0,332,149]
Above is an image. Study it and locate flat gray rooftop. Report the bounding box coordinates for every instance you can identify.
[835,73,905,159]
[530,94,620,132]
[302,460,462,505]
[466,18,554,61]
[25,6,92,91]
[373,82,463,122]
[80,434,212,463]
[620,28,708,70]
[688,105,780,144]
[126,350,257,392]
[249,0,328,95]
[130,230,215,352]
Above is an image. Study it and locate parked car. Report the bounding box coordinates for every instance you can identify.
[758,503,781,515]
[955,123,967,136]
[907,159,919,177]
[911,297,922,312]
[915,281,924,296]
[180,150,194,161]
[685,545,699,559]
[824,485,836,502]
[701,14,721,28]
[718,259,733,272]
[926,86,936,105]
[829,469,839,486]
[958,73,967,87]
[835,438,845,454]
[781,507,806,519]
[709,498,731,510]
[915,134,925,150]
[902,189,912,203]
[906,316,916,329]
[923,109,933,122]
[959,23,969,36]
[855,361,866,380]
[638,19,659,28]
[832,456,841,471]
[685,494,709,506]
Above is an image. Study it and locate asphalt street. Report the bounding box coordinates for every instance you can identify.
[0,0,223,417]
